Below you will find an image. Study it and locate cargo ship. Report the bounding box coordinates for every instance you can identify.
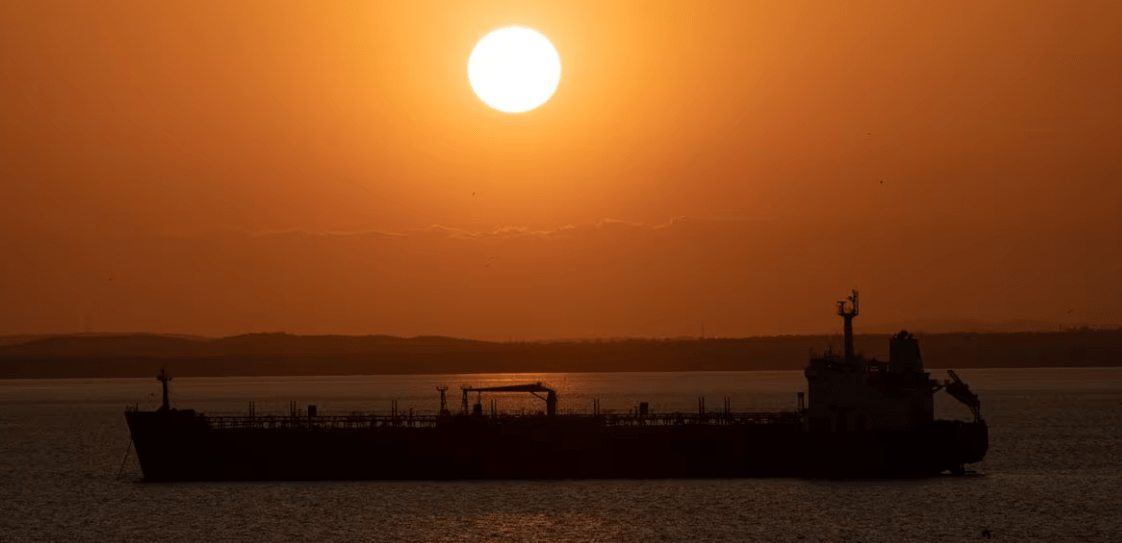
[124,291,988,480]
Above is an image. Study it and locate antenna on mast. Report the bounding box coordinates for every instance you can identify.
[836,289,859,359]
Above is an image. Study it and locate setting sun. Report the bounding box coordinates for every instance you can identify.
[468,26,561,113]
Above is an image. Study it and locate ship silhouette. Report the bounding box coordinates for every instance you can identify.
[124,291,987,480]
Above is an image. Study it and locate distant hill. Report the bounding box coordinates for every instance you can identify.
[0,329,1119,378]
[0,334,55,347]
[0,334,216,358]
[0,332,491,358]
[860,318,1072,334]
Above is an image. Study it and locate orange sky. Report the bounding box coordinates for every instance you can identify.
[1,1,1119,339]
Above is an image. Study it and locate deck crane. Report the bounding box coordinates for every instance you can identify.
[460,382,558,417]
[944,370,983,423]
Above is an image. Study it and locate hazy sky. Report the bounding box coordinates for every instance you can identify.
[2,1,1119,339]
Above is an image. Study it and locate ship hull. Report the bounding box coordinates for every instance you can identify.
[125,411,986,481]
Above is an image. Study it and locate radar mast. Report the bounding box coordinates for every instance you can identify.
[836,289,859,359]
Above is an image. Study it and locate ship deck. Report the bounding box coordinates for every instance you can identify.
[197,411,803,431]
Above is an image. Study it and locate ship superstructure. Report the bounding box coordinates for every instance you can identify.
[806,290,985,433]
[802,290,987,475]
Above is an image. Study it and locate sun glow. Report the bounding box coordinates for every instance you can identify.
[468,27,561,114]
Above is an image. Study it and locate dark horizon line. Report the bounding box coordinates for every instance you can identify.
[3,324,1120,345]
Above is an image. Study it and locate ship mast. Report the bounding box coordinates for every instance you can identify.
[436,385,450,416]
[836,289,859,359]
[156,367,172,411]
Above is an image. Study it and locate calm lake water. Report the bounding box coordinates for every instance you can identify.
[2,368,1120,542]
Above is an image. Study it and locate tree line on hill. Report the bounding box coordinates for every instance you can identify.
[0,329,1118,378]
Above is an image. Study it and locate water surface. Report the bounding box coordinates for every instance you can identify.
[2,369,1120,542]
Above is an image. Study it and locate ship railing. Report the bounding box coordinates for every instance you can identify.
[199,411,802,430]
[592,412,800,427]
[203,414,442,430]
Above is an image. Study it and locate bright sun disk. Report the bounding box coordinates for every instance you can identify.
[468,26,561,114]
